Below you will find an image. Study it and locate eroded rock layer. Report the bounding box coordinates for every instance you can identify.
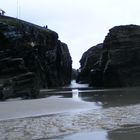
[0,16,72,99]
[78,25,140,87]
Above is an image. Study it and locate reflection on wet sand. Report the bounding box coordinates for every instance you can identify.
[60,87,140,108]
[72,89,81,101]
[63,131,107,140]
[63,125,140,140]
[108,124,140,140]
[1,84,140,139]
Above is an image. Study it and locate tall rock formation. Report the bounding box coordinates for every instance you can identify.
[79,25,140,88]
[101,25,140,87]
[77,43,103,83]
[0,16,72,99]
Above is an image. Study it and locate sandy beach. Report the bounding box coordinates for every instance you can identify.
[1,88,140,139]
[1,100,140,140]
[0,95,94,121]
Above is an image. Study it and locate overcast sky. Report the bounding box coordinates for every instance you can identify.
[1,0,140,68]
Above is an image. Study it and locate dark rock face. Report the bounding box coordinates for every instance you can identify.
[0,16,72,99]
[79,25,140,87]
[101,25,140,87]
[76,43,103,83]
[0,72,39,100]
[71,69,78,80]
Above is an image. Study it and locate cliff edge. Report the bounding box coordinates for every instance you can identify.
[0,16,72,99]
[78,25,140,88]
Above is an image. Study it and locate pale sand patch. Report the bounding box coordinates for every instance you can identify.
[0,96,94,121]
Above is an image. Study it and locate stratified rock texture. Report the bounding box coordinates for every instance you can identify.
[79,25,140,87]
[0,16,72,99]
[101,25,140,87]
[76,43,103,83]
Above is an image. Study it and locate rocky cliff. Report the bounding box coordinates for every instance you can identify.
[78,25,140,87]
[77,43,103,83]
[0,16,72,99]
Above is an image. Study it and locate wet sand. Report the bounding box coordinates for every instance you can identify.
[1,86,140,139]
[1,103,140,139]
[63,126,140,140]
[0,95,93,120]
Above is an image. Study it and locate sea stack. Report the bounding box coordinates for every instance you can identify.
[78,25,140,88]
